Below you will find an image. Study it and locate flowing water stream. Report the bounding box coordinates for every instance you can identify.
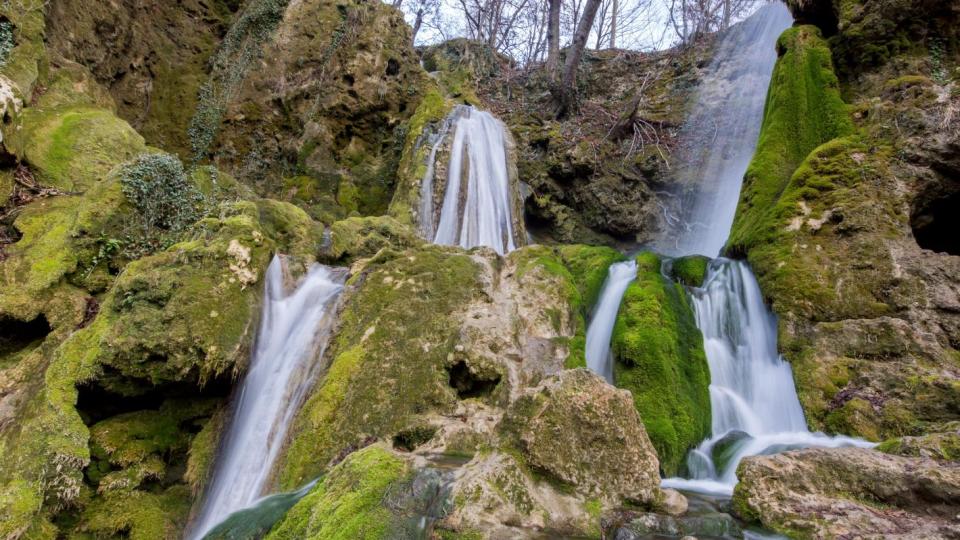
[422,105,520,254]
[585,260,637,383]
[586,2,871,499]
[188,257,346,538]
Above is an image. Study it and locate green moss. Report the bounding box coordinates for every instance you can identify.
[15,107,147,192]
[728,25,854,253]
[668,255,710,287]
[80,485,192,540]
[279,245,482,487]
[324,215,422,264]
[267,445,411,540]
[611,252,711,476]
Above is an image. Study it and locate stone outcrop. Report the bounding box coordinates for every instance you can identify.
[734,447,960,539]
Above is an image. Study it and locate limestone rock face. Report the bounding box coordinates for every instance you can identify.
[734,447,960,539]
[209,0,427,216]
[502,369,661,505]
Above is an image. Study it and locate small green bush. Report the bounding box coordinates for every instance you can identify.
[0,20,14,67]
[119,153,204,256]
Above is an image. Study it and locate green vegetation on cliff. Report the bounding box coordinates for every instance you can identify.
[728,25,854,252]
[612,252,711,476]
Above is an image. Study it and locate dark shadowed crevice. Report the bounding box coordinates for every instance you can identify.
[911,187,960,256]
[445,360,500,399]
[0,314,51,360]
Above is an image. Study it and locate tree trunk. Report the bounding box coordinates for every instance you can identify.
[556,0,603,117]
[545,0,561,74]
[411,7,424,45]
[610,0,618,48]
[722,0,731,30]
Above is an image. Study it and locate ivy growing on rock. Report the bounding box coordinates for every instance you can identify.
[119,153,204,257]
[0,19,14,67]
[187,0,291,162]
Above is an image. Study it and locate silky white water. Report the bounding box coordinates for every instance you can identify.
[659,3,793,258]
[188,257,345,538]
[585,260,638,383]
[661,260,873,496]
[431,105,519,255]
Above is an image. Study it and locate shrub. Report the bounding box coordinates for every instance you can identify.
[119,153,204,256]
[0,20,14,67]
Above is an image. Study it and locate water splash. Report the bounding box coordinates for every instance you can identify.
[188,257,346,538]
[658,3,794,258]
[429,105,520,255]
[662,260,873,496]
[585,260,638,383]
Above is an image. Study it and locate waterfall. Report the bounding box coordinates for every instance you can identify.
[188,257,346,538]
[660,260,873,495]
[581,3,872,497]
[659,3,793,258]
[425,105,520,255]
[585,260,638,383]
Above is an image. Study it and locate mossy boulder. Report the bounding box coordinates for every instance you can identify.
[667,255,710,287]
[500,369,662,506]
[722,17,960,442]
[728,25,854,253]
[611,251,711,476]
[267,445,425,540]
[278,244,606,501]
[70,199,322,386]
[322,215,422,264]
[876,426,960,461]
[733,447,960,538]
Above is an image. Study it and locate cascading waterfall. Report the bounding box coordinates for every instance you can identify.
[584,2,872,498]
[661,260,873,495]
[188,257,346,538]
[423,105,521,255]
[585,260,637,383]
[659,3,793,258]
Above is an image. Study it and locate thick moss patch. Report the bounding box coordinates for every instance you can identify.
[728,25,854,253]
[611,252,711,476]
[267,445,413,540]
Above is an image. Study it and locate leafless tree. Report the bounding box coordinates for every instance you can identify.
[669,0,757,44]
[545,0,562,73]
[556,0,603,116]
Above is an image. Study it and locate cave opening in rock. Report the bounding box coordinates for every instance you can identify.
[76,367,233,426]
[911,188,960,256]
[0,313,51,359]
[446,360,500,399]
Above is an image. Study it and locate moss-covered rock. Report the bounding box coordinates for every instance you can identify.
[723,16,960,441]
[727,25,854,253]
[500,369,661,506]
[322,215,422,264]
[667,255,710,287]
[876,425,960,461]
[267,445,418,540]
[201,0,427,217]
[611,252,711,476]
[44,0,238,157]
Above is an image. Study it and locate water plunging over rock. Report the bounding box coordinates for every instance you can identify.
[585,260,637,383]
[421,105,524,254]
[659,3,793,258]
[662,260,872,495]
[188,257,346,538]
